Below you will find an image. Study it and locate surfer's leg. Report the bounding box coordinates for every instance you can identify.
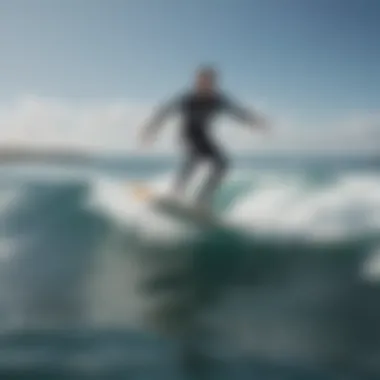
[172,150,199,199]
[196,143,228,207]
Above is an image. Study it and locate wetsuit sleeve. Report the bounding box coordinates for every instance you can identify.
[143,94,184,136]
[220,94,258,125]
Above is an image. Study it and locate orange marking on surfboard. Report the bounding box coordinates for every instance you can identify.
[131,184,153,201]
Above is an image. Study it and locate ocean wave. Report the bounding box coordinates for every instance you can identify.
[0,165,379,375]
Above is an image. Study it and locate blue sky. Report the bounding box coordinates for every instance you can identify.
[0,0,379,152]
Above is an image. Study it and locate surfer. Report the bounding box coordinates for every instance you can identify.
[139,65,270,210]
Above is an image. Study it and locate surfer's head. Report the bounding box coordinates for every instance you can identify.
[195,65,218,93]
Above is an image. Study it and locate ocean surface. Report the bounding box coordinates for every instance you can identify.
[0,154,379,380]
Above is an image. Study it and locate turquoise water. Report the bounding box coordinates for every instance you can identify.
[0,155,379,379]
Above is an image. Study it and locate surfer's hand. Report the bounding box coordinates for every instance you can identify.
[260,118,271,134]
[139,130,154,147]
[252,115,271,135]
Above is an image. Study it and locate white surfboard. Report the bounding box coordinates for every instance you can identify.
[131,184,222,227]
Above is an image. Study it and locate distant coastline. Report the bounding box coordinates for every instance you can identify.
[0,146,92,164]
[0,145,377,165]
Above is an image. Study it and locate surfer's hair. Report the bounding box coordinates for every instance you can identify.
[197,64,217,79]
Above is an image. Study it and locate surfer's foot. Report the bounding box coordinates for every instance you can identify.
[194,201,213,216]
[168,189,184,203]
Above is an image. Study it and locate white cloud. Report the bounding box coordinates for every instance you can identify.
[0,95,378,155]
[0,95,150,152]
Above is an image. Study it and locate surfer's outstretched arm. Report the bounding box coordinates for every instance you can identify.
[140,95,183,144]
[222,95,269,131]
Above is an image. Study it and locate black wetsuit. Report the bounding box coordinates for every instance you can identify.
[151,91,254,204]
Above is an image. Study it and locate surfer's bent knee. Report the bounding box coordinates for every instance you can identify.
[213,153,228,174]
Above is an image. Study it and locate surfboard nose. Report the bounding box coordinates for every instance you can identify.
[131,183,153,201]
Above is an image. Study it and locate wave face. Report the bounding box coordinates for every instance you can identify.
[0,157,379,379]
